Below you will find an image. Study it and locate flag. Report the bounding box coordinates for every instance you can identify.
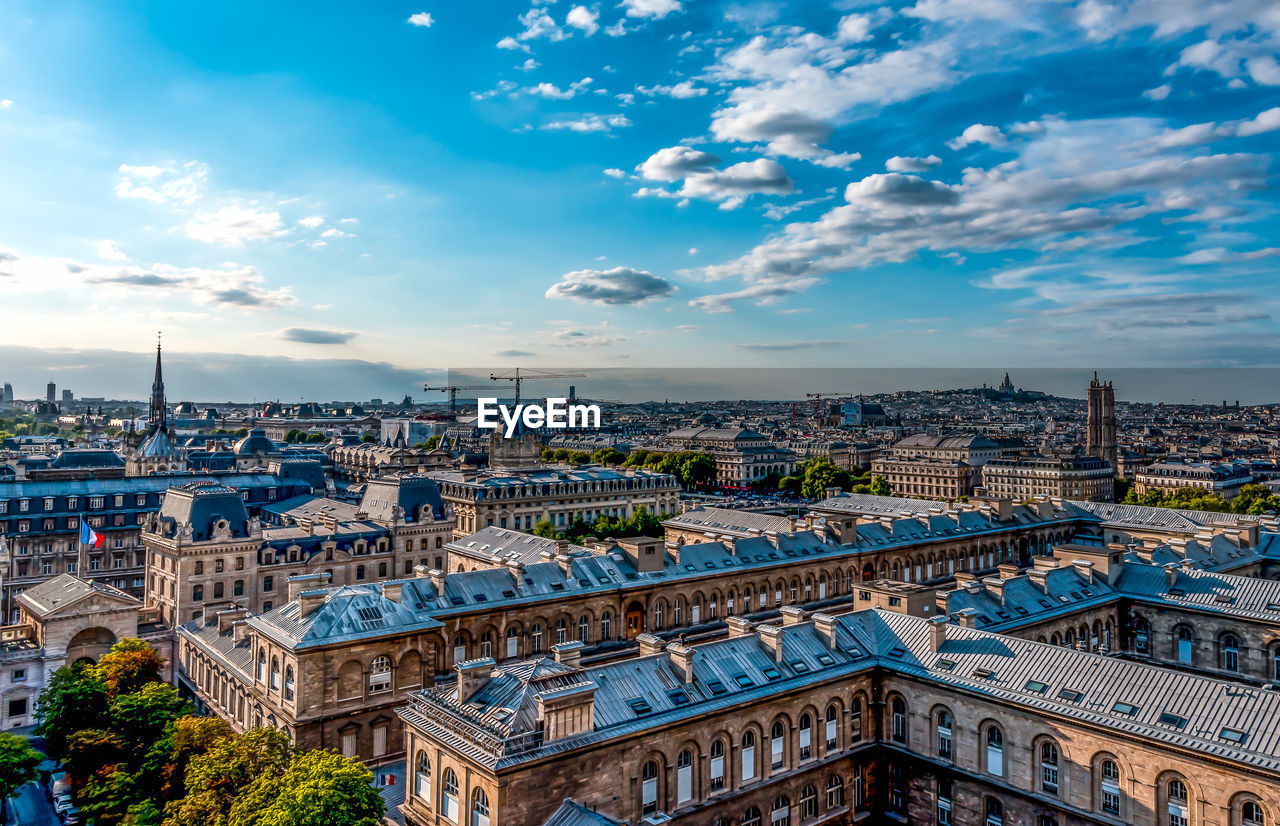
[79,519,103,549]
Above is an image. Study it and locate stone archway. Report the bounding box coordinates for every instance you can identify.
[65,626,118,664]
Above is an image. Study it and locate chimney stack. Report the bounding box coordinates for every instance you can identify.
[667,642,695,682]
[929,615,948,651]
[757,623,785,663]
[636,633,666,657]
[811,613,838,648]
[1164,562,1180,587]
[298,589,327,619]
[456,657,495,702]
[383,581,404,603]
[726,616,755,638]
[779,605,809,626]
[428,567,446,593]
[552,640,584,668]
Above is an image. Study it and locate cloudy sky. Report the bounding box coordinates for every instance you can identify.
[1,0,1278,400]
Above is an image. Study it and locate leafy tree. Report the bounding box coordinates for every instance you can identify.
[591,447,626,465]
[424,433,442,449]
[110,684,191,763]
[94,638,165,697]
[777,475,802,496]
[36,661,109,758]
[227,750,384,826]
[531,518,558,539]
[799,457,853,500]
[165,728,296,826]
[64,728,125,786]
[157,717,234,800]
[679,453,717,489]
[0,732,42,816]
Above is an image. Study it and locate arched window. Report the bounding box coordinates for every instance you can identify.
[641,760,659,815]
[601,612,611,640]
[505,627,519,659]
[414,751,430,800]
[710,739,725,791]
[800,785,817,820]
[985,726,1004,776]
[772,795,791,826]
[799,713,813,761]
[1099,759,1122,816]
[1222,633,1241,672]
[741,731,757,783]
[1133,617,1150,655]
[985,797,1004,826]
[673,598,683,625]
[771,721,786,770]
[825,705,839,750]
[270,657,280,690]
[676,749,693,804]
[256,649,266,682]
[531,623,543,653]
[356,564,365,580]
[555,618,568,644]
[283,666,294,701]
[453,635,466,664]
[653,602,665,629]
[851,697,863,742]
[891,697,907,743]
[743,807,762,826]
[1040,741,1060,795]
[369,655,392,693]
[937,709,954,760]
[479,631,493,659]
[1168,779,1189,826]
[825,775,844,809]
[578,615,590,643]
[1243,801,1266,826]
[441,768,459,822]
[471,789,490,826]
[1176,626,1194,664]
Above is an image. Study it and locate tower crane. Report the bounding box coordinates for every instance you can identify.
[488,368,586,404]
[805,392,854,421]
[422,383,503,415]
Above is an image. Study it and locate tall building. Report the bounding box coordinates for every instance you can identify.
[128,341,185,475]
[61,389,73,404]
[46,382,56,404]
[1086,372,1117,471]
[0,383,12,406]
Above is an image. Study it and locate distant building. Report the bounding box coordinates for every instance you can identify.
[1086,372,1118,471]
[839,401,890,427]
[128,342,185,476]
[662,426,796,487]
[46,382,55,404]
[871,434,1002,498]
[1134,461,1254,501]
[979,454,1115,502]
[61,389,73,404]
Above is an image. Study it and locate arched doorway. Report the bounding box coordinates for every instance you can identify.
[625,602,645,639]
[65,626,118,664]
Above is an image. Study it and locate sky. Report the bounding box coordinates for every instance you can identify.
[0,0,1278,401]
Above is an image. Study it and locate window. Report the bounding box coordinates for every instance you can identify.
[985,797,1004,826]
[891,697,907,743]
[453,635,466,664]
[369,655,392,693]
[8,697,28,718]
[192,584,203,601]
[441,769,460,822]
[578,615,589,643]
[1243,801,1265,826]
[531,623,543,653]
[601,612,611,639]
[653,602,665,628]
[676,749,693,804]
[825,705,838,750]
[263,575,273,593]
[799,713,812,761]
[1134,617,1150,655]
[742,731,757,783]
[771,721,786,770]
[851,697,863,742]
[284,666,295,701]
[1168,779,1189,826]
[506,628,519,659]
[986,726,1004,776]
[800,785,817,820]
[472,789,490,826]
[937,710,953,760]
[771,795,791,826]
[744,807,762,826]
[1040,741,1060,795]
[1222,634,1241,672]
[214,582,224,599]
[270,657,280,690]
[257,649,266,681]
[698,739,721,792]
[641,760,659,815]
[1100,759,1121,815]
[415,752,431,800]
[1176,626,1194,664]
[826,775,844,809]
[938,778,952,826]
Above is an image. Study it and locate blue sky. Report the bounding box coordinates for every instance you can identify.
[0,0,1278,399]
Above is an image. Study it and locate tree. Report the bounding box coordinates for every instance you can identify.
[0,732,42,816]
[799,457,852,500]
[165,728,296,826]
[679,453,717,489]
[227,750,384,826]
[36,661,109,758]
[94,638,165,697]
[531,519,559,539]
[591,447,626,465]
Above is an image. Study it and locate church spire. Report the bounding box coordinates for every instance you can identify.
[149,333,167,434]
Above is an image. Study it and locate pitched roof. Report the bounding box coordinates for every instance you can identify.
[17,573,138,618]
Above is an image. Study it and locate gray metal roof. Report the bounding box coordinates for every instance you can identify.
[663,506,793,537]
[17,573,138,618]
[446,527,584,565]
[542,799,625,826]
[251,583,444,649]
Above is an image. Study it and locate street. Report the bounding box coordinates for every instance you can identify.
[4,782,59,826]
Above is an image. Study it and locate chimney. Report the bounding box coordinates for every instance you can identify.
[1027,569,1048,592]
[953,571,976,585]
[1168,538,1189,558]
[298,589,327,619]
[811,613,838,648]
[757,623,785,662]
[719,534,737,554]
[556,554,573,577]
[288,571,329,602]
[764,531,780,548]
[413,564,430,577]
[779,605,808,626]
[667,642,695,682]
[1164,562,1180,587]
[232,619,251,642]
[954,607,978,628]
[929,615,948,651]
[726,616,755,639]
[553,640,584,668]
[456,657,495,702]
[216,606,247,633]
[555,538,570,556]
[996,563,1019,580]
[1180,558,1196,573]
[1071,559,1094,584]
[428,567,446,593]
[636,633,666,657]
[383,581,403,603]
[985,578,1005,605]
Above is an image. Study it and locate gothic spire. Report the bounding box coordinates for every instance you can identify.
[149,333,167,434]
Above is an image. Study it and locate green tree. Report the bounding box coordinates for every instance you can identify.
[228,750,383,826]
[591,447,626,465]
[424,433,442,449]
[531,519,559,539]
[0,732,42,816]
[165,728,296,826]
[36,661,109,758]
[93,638,165,697]
[778,475,802,496]
[679,453,717,489]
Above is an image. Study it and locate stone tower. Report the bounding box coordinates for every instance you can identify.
[1086,372,1117,472]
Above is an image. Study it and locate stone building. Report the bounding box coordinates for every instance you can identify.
[661,426,796,487]
[870,434,1002,499]
[978,454,1115,502]
[429,465,680,539]
[0,574,172,729]
[397,608,1280,826]
[1135,461,1255,501]
[127,342,185,477]
[1086,372,1118,471]
[329,443,451,485]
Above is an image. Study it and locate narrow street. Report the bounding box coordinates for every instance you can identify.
[3,782,59,826]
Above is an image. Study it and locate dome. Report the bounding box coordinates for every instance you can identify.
[233,428,276,455]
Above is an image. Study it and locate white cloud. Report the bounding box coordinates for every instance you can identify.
[543,113,632,133]
[515,7,568,44]
[636,145,793,208]
[546,266,676,304]
[297,215,325,228]
[407,11,434,27]
[528,77,594,99]
[567,5,600,35]
[603,167,627,178]
[886,154,942,172]
[115,161,208,205]
[497,36,529,51]
[1143,83,1172,100]
[688,278,820,313]
[96,240,129,261]
[836,13,874,42]
[184,203,288,246]
[947,123,1005,149]
[637,80,707,98]
[519,57,540,71]
[620,0,683,19]
[1152,106,1280,148]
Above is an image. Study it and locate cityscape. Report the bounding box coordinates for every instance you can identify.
[2,3,1280,826]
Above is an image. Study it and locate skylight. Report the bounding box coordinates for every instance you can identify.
[1057,688,1084,703]
[1220,727,1247,744]
[1157,712,1187,729]
[1024,680,1048,694]
[1112,701,1139,716]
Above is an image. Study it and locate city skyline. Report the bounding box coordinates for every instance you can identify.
[2,1,1279,377]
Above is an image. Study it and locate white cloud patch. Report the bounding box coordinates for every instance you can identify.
[543,113,632,133]
[96,240,129,262]
[636,145,793,208]
[184,203,288,246]
[886,154,942,172]
[115,162,208,206]
[297,215,325,228]
[620,0,683,19]
[546,266,676,304]
[1143,83,1172,100]
[1152,106,1280,148]
[947,123,1005,149]
[567,5,600,35]
[637,80,707,98]
[603,167,627,178]
[407,11,434,27]
[279,327,358,344]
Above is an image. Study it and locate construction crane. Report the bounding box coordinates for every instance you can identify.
[422,384,502,415]
[488,368,586,404]
[805,392,853,422]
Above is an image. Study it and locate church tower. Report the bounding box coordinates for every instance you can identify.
[128,336,185,476]
[1086,372,1117,472]
[148,338,168,435]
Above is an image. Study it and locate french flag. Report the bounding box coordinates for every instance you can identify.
[79,520,103,549]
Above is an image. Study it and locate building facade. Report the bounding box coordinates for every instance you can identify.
[978,454,1115,502]
[1086,373,1118,471]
